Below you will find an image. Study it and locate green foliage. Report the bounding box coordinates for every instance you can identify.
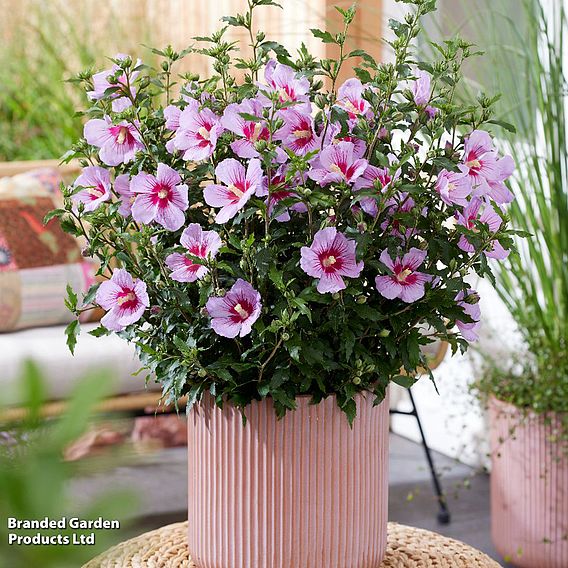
[0,362,138,568]
[54,0,513,421]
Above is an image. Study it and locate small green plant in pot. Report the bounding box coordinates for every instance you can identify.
[53,0,517,565]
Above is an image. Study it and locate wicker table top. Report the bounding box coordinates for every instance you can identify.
[84,521,500,567]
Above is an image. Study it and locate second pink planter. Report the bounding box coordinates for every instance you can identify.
[490,397,568,567]
[187,392,389,568]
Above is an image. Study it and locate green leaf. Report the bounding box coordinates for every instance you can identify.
[88,326,110,338]
[65,320,80,355]
[310,29,336,44]
[82,282,100,307]
[486,119,516,134]
[43,208,65,224]
[238,112,263,123]
[289,297,312,322]
[65,284,78,313]
[392,374,417,388]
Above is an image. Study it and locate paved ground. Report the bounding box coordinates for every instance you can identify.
[71,434,504,565]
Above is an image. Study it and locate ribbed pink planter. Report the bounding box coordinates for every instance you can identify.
[187,392,389,568]
[489,397,568,567]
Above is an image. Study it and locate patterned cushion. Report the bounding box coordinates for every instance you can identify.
[0,168,98,331]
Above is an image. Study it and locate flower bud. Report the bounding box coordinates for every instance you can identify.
[161,61,170,72]
[464,292,480,305]
[138,76,151,89]
[198,368,207,378]
[356,295,367,304]
[379,329,391,337]
[150,306,162,316]
[353,377,362,385]
[281,332,290,341]
[315,94,327,109]
[332,292,340,300]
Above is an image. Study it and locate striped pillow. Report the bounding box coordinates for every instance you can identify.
[0,168,98,331]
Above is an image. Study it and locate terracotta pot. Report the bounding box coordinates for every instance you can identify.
[187,392,389,568]
[489,397,568,567]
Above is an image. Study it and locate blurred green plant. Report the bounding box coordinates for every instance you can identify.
[427,0,568,416]
[0,4,150,162]
[0,361,138,568]
[0,10,92,161]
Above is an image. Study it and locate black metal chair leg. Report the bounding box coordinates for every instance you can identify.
[390,387,451,524]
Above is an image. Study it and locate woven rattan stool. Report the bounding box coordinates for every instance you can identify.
[83,521,500,567]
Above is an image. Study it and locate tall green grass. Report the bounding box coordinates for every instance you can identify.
[0,4,148,162]
[428,0,568,414]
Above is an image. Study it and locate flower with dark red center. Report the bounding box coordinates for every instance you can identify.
[131,163,189,231]
[72,166,112,212]
[300,227,363,294]
[166,224,222,282]
[203,158,263,223]
[206,279,262,338]
[84,117,144,166]
[308,141,368,186]
[96,268,149,331]
[375,248,430,303]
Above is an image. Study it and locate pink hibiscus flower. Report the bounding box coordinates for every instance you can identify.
[256,166,307,222]
[335,78,372,120]
[165,223,222,283]
[164,105,181,131]
[456,198,509,259]
[354,164,396,217]
[308,141,368,186]
[72,166,111,212]
[87,53,140,112]
[131,163,189,231]
[96,268,149,332]
[435,169,472,206]
[323,123,367,159]
[173,99,224,161]
[274,110,321,156]
[114,174,134,217]
[221,98,270,159]
[459,130,502,191]
[204,158,263,223]
[375,248,430,303]
[411,71,431,106]
[84,117,144,166]
[455,289,481,342]
[486,155,515,204]
[380,194,423,240]
[257,60,311,113]
[206,279,262,338]
[411,71,438,118]
[300,227,364,294]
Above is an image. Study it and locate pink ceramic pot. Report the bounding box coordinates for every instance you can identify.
[489,397,568,567]
[187,392,389,568]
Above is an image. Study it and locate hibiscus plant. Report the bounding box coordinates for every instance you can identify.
[52,0,517,421]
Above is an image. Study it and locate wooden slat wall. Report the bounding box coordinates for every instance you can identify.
[325,0,383,84]
[0,0,334,77]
